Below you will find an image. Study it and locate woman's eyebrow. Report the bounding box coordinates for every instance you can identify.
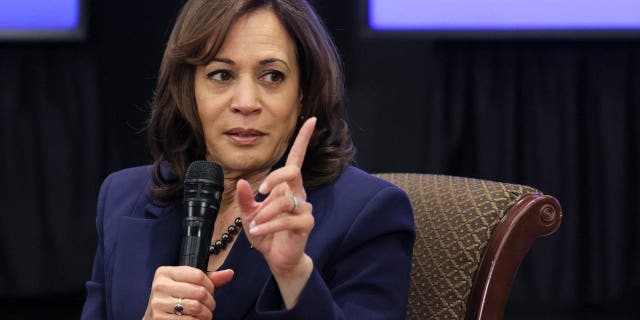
[211,57,235,65]
[260,58,290,71]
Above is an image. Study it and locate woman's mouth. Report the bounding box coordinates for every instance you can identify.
[224,128,267,146]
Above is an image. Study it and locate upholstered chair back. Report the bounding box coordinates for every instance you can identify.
[374,173,562,320]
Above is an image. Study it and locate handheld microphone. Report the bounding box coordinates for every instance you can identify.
[179,161,224,272]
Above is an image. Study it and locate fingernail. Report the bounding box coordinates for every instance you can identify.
[258,183,267,194]
[249,225,260,235]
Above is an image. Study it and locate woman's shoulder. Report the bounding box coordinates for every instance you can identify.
[331,165,405,197]
[101,165,154,195]
[96,165,155,217]
[309,165,410,213]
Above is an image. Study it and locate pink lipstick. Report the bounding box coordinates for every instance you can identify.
[224,128,266,146]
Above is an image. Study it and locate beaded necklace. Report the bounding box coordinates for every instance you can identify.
[209,217,243,255]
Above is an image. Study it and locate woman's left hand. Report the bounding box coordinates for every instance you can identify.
[235,117,317,308]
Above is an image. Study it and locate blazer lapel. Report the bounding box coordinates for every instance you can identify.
[109,201,182,320]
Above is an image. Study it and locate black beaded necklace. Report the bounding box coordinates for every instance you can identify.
[209,217,243,255]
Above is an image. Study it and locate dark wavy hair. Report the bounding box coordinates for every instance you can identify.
[147,0,355,203]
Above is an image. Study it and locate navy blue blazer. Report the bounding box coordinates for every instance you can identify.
[82,165,415,319]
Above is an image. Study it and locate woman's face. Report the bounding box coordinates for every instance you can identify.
[194,9,301,178]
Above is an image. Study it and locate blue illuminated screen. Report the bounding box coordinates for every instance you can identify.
[369,0,640,31]
[0,0,81,31]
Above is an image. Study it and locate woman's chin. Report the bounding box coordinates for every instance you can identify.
[219,157,272,176]
[207,147,283,178]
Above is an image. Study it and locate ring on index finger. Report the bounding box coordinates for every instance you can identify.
[290,195,298,212]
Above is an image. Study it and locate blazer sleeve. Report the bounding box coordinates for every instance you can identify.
[81,174,113,320]
[253,185,415,319]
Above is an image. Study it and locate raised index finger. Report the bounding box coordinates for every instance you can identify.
[286,117,317,168]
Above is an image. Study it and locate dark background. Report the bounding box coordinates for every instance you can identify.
[1,0,639,318]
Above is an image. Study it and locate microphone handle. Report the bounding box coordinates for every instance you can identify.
[179,204,215,272]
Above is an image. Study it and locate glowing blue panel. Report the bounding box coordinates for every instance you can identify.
[370,0,640,30]
[0,0,80,30]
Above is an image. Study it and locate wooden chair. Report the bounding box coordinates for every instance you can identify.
[374,173,562,320]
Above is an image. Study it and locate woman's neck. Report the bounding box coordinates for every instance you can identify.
[219,169,269,211]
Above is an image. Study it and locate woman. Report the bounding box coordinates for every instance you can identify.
[82,0,414,319]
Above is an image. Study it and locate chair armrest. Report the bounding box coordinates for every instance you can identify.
[466,194,562,320]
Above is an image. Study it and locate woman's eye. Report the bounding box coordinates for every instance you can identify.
[207,70,233,81]
[262,71,284,84]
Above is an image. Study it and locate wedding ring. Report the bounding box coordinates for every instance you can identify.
[291,195,298,212]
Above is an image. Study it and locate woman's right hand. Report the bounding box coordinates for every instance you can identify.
[142,266,234,320]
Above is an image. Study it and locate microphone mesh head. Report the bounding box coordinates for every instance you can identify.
[185,161,223,183]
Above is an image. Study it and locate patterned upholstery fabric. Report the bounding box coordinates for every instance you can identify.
[374,173,539,319]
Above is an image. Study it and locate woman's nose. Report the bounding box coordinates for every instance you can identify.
[231,77,261,115]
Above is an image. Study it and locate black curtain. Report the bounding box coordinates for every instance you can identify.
[1,0,639,318]
[0,44,102,297]
[0,0,177,317]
